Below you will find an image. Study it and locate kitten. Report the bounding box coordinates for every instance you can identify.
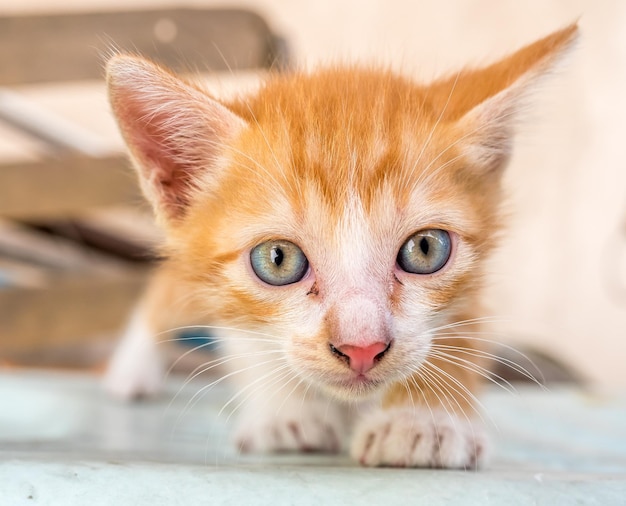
[104,24,577,468]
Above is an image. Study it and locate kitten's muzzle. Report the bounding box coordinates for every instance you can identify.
[329,341,391,374]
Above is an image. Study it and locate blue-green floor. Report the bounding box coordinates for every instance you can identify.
[1,370,624,505]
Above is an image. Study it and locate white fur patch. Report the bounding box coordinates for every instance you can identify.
[351,406,488,468]
[103,311,164,400]
[234,396,346,454]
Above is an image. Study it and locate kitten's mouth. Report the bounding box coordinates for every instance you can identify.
[326,373,385,398]
[351,373,377,385]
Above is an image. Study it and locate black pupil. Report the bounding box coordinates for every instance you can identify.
[271,247,284,266]
[419,237,430,255]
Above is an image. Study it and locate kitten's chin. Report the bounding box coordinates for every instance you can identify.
[317,375,388,402]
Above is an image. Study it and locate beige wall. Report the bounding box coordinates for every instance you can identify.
[3,0,625,386]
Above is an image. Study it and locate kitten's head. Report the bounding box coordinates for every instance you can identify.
[107,25,577,400]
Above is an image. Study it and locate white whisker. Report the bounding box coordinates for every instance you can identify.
[420,360,497,431]
[430,343,546,388]
[220,365,295,423]
[428,350,518,396]
[168,348,285,409]
[171,355,288,431]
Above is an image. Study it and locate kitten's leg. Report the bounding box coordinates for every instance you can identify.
[103,266,185,400]
[234,391,347,454]
[351,336,489,468]
[103,307,164,399]
[225,342,348,453]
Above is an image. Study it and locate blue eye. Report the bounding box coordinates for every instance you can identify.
[250,240,309,286]
[397,229,451,274]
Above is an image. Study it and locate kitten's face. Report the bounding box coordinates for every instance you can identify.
[107,25,575,400]
[172,71,500,399]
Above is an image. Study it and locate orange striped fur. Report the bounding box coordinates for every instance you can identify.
[105,24,577,467]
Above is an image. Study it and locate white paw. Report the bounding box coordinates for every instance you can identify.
[102,312,164,400]
[351,407,488,468]
[234,400,345,454]
[103,349,164,400]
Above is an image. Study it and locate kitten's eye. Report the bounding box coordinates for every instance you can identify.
[397,229,451,274]
[250,240,309,286]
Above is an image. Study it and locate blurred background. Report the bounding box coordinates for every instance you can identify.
[0,0,624,388]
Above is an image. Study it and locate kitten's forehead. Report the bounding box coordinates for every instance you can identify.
[236,68,436,178]
[207,68,500,258]
[230,70,452,206]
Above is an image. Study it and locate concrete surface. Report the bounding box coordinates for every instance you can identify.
[0,370,624,505]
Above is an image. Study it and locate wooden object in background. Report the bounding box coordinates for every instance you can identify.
[0,9,288,86]
[0,8,288,220]
[0,8,288,360]
[0,272,147,355]
[0,155,140,220]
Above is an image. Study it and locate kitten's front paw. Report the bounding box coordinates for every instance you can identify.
[351,407,488,469]
[102,314,164,400]
[103,349,164,400]
[234,400,345,454]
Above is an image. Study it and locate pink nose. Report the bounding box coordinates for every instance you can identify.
[331,342,390,373]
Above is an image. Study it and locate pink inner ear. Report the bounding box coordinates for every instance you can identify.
[108,56,246,222]
[134,130,198,215]
[116,86,208,220]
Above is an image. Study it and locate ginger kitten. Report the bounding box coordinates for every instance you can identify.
[104,25,577,468]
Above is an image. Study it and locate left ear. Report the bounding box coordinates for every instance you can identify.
[106,55,246,226]
[435,23,579,173]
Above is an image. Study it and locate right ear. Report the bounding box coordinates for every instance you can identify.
[106,55,246,225]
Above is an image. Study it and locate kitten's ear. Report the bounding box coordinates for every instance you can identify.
[106,55,246,224]
[435,24,579,173]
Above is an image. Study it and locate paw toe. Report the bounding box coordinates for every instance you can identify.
[234,405,344,454]
[352,408,488,469]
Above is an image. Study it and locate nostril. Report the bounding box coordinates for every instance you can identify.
[374,341,392,362]
[329,343,350,364]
